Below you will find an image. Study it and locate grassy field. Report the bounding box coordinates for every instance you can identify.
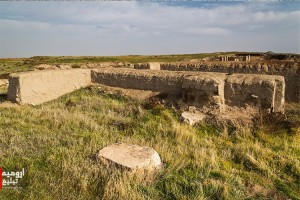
[0,52,298,79]
[0,52,233,78]
[0,54,299,199]
[0,86,299,199]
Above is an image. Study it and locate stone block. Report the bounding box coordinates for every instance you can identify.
[181,111,207,125]
[98,143,162,171]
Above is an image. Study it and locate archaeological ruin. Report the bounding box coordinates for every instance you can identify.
[5,51,299,127]
[134,61,299,102]
[8,69,91,105]
[7,66,286,118]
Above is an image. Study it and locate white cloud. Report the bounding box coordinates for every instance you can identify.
[0,2,299,57]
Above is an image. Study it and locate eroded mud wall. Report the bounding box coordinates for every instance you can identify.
[8,69,91,105]
[91,68,285,112]
[7,68,285,113]
[159,61,298,102]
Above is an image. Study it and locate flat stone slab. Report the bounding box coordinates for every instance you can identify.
[181,111,207,125]
[98,143,162,171]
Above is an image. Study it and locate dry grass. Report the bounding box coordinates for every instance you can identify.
[0,52,224,77]
[0,86,299,199]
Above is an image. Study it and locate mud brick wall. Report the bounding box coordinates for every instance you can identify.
[8,69,91,105]
[92,68,285,112]
[7,68,285,113]
[159,61,298,102]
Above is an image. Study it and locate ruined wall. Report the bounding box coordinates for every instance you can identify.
[92,68,191,95]
[159,61,299,102]
[224,74,285,112]
[181,74,226,112]
[7,68,285,113]
[8,69,91,105]
[134,63,161,70]
[92,68,285,113]
[33,62,132,70]
[92,68,226,112]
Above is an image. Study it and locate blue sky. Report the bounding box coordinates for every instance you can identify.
[0,1,299,58]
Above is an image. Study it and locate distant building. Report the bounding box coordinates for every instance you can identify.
[219,54,251,62]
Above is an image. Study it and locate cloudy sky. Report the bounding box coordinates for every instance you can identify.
[0,1,299,58]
